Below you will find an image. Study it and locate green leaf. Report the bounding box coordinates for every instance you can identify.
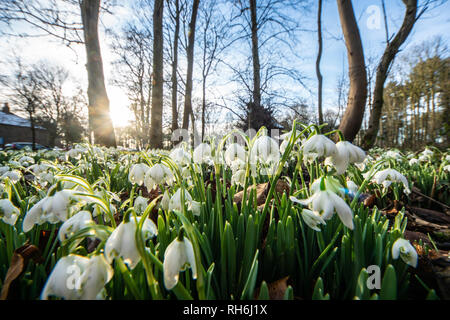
[380,264,397,300]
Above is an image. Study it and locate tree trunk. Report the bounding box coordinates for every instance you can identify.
[250,0,261,111]
[80,0,116,147]
[362,0,417,149]
[201,79,206,140]
[336,0,367,142]
[182,0,200,131]
[171,0,180,134]
[316,0,324,125]
[150,0,164,149]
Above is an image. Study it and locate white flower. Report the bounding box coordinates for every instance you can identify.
[66,148,82,160]
[250,136,280,165]
[58,210,94,242]
[224,143,246,167]
[0,166,10,175]
[104,217,157,269]
[325,141,365,175]
[163,235,197,290]
[371,168,411,194]
[290,186,354,230]
[134,196,148,215]
[418,155,428,162]
[170,148,191,166]
[144,163,174,190]
[392,238,418,268]
[19,156,34,167]
[409,158,419,166]
[193,143,212,164]
[128,163,150,186]
[160,190,170,211]
[346,180,359,195]
[41,254,113,300]
[1,170,21,183]
[445,155,450,162]
[385,150,402,160]
[168,188,201,216]
[231,169,246,187]
[298,207,326,231]
[0,199,20,226]
[443,165,450,173]
[421,148,433,157]
[302,134,337,163]
[22,190,80,232]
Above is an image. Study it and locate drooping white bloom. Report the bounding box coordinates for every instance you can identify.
[250,136,280,165]
[163,236,197,290]
[41,254,113,300]
[19,156,35,167]
[0,166,10,175]
[290,184,354,230]
[22,189,80,232]
[58,210,94,242]
[231,169,246,187]
[443,165,450,173]
[299,207,326,231]
[1,170,22,183]
[385,150,402,160]
[168,188,201,216]
[325,141,366,175]
[302,134,337,163]
[371,168,411,194]
[170,148,192,166]
[128,163,150,186]
[0,198,20,226]
[421,148,433,157]
[144,163,174,190]
[346,180,359,195]
[104,217,157,269]
[66,148,82,160]
[409,158,419,166]
[193,143,212,164]
[392,238,418,268]
[224,143,246,167]
[134,196,149,215]
[160,190,170,211]
[445,155,450,162]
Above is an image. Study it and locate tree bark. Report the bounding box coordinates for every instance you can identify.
[250,0,261,110]
[336,0,367,142]
[80,0,116,147]
[182,0,200,131]
[316,0,324,125]
[150,0,164,149]
[171,0,180,134]
[362,0,417,149]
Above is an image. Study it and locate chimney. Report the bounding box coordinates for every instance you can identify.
[2,103,11,114]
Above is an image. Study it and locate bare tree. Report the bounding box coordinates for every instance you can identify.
[150,0,164,149]
[336,0,367,142]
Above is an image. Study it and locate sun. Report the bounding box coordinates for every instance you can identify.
[108,91,133,128]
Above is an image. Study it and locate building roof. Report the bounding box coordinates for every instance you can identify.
[0,111,45,130]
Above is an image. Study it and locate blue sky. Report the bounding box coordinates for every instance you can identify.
[0,0,448,129]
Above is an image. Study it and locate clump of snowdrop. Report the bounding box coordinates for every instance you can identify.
[163,230,197,290]
[104,216,157,269]
[370,168,411,195]
[0,198,20,226]
[392,238,418,268]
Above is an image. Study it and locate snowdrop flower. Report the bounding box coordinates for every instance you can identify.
[23,190,80,232]
[445,155,450,162]
[302,134,337,163]
[224,143,246,167]
[371,168,411,194]
[409,158,419,166]
[418,154,428,162]
[231,169,246,187]
[144,163,174,190]
[1,170,21,183]
[279,130,302,154]
[298,208,326,232]
[193,143,212,164]
[163,232,197,290]
[104,217,157,269]
[0,166,10,175]
[421,148,433,157]
[170,148,191,166]
[168,188,201,216]
[134,196,148,215]
[325,141,365,174]
[19,156,34,167]
[160,190,170,211]
[230,159,246,172]
[250,136,280,165]
[66,148,82,160]
[392,238,418,268]
[0,199,20,226]
[41,254,113,300]
[444,165,450,173]
[58,211,94,242]
[385,150,402,160]
[346,180,359,195]
[290,179,354,230]
[41,254,90,300]
[128,163,150,186]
